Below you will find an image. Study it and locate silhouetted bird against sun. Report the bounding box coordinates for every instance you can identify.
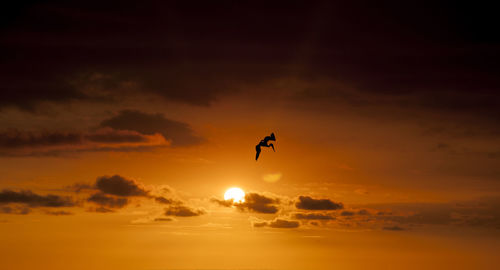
[255,132,276,161]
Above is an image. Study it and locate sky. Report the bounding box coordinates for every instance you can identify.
[1,1,500,269]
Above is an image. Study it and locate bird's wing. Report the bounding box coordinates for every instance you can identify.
[263,132,276,144]
[255,145,261,160]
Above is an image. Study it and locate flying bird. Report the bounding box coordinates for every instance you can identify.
[255,132,276,161]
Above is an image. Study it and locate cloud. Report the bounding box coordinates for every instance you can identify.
[262,172,282,183]
[295,196,343,210]
[210,197,234,207]
[432,142,500,160]
[0,189,76,207]
[374,204,455,226]
[87,193,128,208]
[237,193,281,214]
[0,205,30,215]
[0,129,157,149]
[0,130,82,148]
[95,175,148,197]
[341,197,500,230]
[340,210,355,216]
[294,212,336,220]
[154,217,174,222]
[100,110,203,147]
[357,209,370,215]
[70,175,185,214]
[383,225,405,231]
[328,205,456,230]
[66,183,94,193]
[253,218,300,229]
[84,128,149,143]
[45,210,73,216]
[1,176,199,216]
[90,207,115,213]
[211,192,281,214]
[164,205,205,217]
[154,196,175,204]
[0,128,166,156]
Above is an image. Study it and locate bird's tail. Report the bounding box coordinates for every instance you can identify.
[270,143,275,152]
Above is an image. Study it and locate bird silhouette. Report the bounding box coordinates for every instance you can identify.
[255,132,276,161]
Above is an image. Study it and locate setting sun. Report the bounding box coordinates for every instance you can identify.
[224,187,245,203]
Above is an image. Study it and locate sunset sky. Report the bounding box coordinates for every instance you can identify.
[1,1,500,269]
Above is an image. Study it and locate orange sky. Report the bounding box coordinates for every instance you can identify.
[1,2,500,269]
[1,93,500,269]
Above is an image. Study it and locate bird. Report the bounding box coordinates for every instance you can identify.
[255,132,276,161]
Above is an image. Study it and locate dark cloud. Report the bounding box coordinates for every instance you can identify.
[0,205,30,215]
[0,129,153,149]
[210,198,235,207]
[330,204,457,229]
[154,196,174,205]
[91,206,114,213]
[0,2,276,110]
[0,128,164,156]
[351,198,500,229]
[383,225,405,231]
[164,205,205,217]
[87,192,128,209]
[0,189,75,207]
[0,206,12,214]
[66,183,94,193]
[432,142,500,160]
[84,128,149,143]
[95,175,148,197]
[253,218,300,229]
[154,217,174,222]
[100,110,203,147]
[340,211,355,217]
[45,210,73,216]
[0,130,82,148]
[294,212,335,220]
[357,209,370,215]
[1,1,498,132]
[378,205,454,226]
[295,196,343,210]
[236,193,280,214]
[269,219,300,228]
[69,175,181,213]
[252,221,268,228]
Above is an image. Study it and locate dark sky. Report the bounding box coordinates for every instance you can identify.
[1,1,499,115]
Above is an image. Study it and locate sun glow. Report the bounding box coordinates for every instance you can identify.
[224,187,245,203]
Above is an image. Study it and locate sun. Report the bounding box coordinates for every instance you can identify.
[224,187,245,203]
